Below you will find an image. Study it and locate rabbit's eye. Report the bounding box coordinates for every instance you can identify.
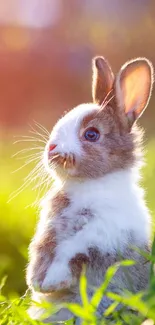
[84,127,100,142]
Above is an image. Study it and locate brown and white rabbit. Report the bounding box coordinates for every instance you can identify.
[26,56,154,323]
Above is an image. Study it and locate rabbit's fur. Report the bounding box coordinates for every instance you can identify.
[27,56,154,322]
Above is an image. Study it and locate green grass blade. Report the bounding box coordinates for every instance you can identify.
[90,260,135,309]
[79,268,89,307]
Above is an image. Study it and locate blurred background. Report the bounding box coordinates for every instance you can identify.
[0,0,155,297]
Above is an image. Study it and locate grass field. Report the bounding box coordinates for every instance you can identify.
[0,136,155,324]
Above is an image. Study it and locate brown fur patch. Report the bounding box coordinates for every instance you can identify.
[27,191,70,289]
[77,208,93,217]
[81,112,99,129]
[69,253,90,278]
[76,104,143,178]
[51,192,70,216]
[26,228,57,287]
[86,243,150,293]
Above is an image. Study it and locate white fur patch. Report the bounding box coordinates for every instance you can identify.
[42,261,72,291]
[48,103,99,156]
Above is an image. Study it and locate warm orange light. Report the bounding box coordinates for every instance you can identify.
[2,27,32,51]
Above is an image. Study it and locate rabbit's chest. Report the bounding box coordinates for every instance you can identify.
[53,189,114,245]
[43,172,150,258]
[52,184,117,238]
[54,207,94,241]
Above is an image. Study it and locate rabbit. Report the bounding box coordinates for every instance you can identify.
[26,56,154,323]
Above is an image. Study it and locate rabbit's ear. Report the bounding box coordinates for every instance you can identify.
[92,56,114,105]
[115,58,154,126]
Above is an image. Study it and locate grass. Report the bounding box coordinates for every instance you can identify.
[0,136,155,324]
[0,254,155,325]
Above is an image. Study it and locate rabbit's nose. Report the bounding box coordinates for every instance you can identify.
[49,144,57,152]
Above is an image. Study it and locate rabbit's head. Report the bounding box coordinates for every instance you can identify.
[44,57,154,180]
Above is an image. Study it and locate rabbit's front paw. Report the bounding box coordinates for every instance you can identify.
[41,262,72,292]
